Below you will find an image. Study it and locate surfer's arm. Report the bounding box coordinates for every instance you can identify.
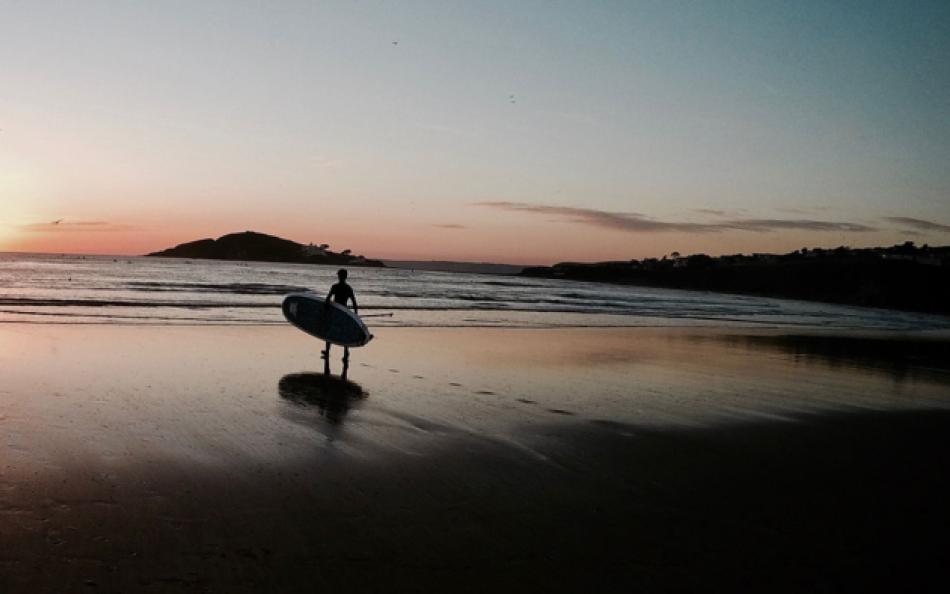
[351,294,359,315]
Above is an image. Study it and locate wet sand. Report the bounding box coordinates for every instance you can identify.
[1,325,949,593]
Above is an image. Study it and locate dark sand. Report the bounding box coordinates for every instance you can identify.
[1,325,949,593]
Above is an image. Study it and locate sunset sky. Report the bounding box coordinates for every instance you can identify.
[2,1,949,264]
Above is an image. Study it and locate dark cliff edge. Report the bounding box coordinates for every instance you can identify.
[522,243,950,316]
[147,231,385,267]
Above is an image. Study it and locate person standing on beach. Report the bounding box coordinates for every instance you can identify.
[324,268,359,371]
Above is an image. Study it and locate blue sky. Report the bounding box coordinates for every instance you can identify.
[2,1,948,262]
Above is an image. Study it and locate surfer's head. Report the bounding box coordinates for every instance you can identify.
[337,269,348,281]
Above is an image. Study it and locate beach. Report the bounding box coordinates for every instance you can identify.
[2,323,949,592]
[5,0,950,590]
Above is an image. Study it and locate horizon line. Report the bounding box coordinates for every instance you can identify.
[2,237,940,268]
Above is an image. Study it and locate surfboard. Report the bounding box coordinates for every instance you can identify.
[282,292,374,347]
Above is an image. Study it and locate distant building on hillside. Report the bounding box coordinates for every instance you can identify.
[302,243,328,256]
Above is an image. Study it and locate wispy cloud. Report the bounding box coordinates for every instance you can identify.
[693,208,729,217]
[776,206,831,215]
[723,219,874,232]
[432,223,468,229]
[475,202,876,233]
[474,202,720,232]
[884,217,950,233]
[19,220,133,233]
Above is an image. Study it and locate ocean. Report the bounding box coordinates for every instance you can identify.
[1,252,946,330]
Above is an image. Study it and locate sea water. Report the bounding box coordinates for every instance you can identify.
[1,252,947,330]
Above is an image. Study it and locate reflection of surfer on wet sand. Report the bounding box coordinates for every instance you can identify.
[278,372,366,426]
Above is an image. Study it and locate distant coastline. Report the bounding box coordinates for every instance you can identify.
[522,242,950,316]
[383,260,526,275]
[146,231,385,267]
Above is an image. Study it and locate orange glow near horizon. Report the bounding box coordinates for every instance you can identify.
[0,216,932,266]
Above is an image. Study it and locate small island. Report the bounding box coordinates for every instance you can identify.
[147,231,385,267]
[522,242,950,315]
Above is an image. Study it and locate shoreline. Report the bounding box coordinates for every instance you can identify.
[522,244,950,316]
[2,324,948,592]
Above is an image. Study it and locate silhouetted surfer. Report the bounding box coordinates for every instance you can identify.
[324,269,359,376]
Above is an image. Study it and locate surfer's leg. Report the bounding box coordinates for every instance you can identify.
[343,346,350,364]
[322,342,330,360]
